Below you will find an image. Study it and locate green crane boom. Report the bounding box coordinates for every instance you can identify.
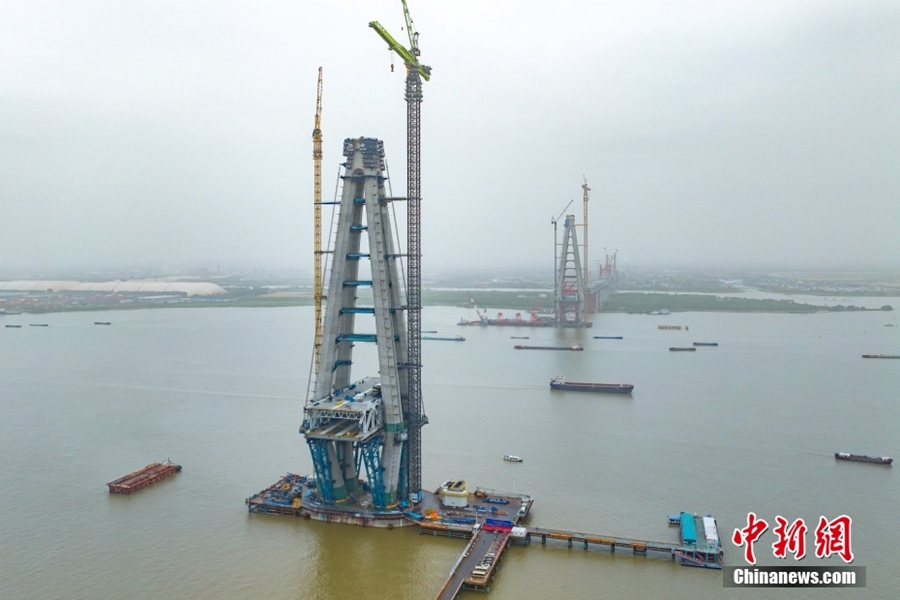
[368,12,431,81]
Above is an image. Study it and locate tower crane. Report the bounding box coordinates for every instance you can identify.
[312,67,324,375]
[582,176,591,288]
[368,0,431,502]
[551,200,574,303]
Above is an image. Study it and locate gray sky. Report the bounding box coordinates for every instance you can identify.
[2,0,898,275]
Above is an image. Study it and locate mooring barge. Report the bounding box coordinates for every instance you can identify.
[107,460,181,494]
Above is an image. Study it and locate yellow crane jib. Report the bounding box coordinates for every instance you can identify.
[368,20,432,81]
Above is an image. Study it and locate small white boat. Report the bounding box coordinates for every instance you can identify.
[503,455,523,463]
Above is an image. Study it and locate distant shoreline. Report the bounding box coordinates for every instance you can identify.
[2,289,892,316]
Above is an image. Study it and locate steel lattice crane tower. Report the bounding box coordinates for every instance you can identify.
[369,0,431,501]
[312,67,324,374]
[582,177,591,289]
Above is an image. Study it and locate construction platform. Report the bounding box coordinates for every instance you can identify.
[247,478,722,598]
[246,475,533,530]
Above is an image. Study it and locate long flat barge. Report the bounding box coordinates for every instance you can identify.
[835,452,893,465]
[107,460,181,494]
[550,377,634,394]
[515,344,583,351]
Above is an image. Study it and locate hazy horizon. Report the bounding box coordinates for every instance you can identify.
[2,1,899,273]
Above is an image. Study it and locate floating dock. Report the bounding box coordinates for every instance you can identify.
[107,460,181,494]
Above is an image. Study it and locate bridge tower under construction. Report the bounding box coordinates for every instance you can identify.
[555,214,587,327]
[300,137,415,511]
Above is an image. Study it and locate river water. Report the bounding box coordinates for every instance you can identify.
[1,303,898,599]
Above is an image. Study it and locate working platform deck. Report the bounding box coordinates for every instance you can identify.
[247,475,722,599]
[246,475,534,531]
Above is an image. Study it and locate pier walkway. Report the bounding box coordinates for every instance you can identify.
[433,526,510,600]
[430,522,722,599]
[524,525,721,568]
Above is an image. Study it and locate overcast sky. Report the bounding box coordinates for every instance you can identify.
[2,0,898,276]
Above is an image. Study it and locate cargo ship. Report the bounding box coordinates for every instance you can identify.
[692,342,718,347]
[422,335,465,341]
[107,459,182,494]
[862,354,900,359]
[834,452,893,465]
[550,376,633,394]
[593,336,623,340]
[669,347,696,352]
[515,344,583,351]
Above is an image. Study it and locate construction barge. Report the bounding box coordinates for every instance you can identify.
[107,460,181,494]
